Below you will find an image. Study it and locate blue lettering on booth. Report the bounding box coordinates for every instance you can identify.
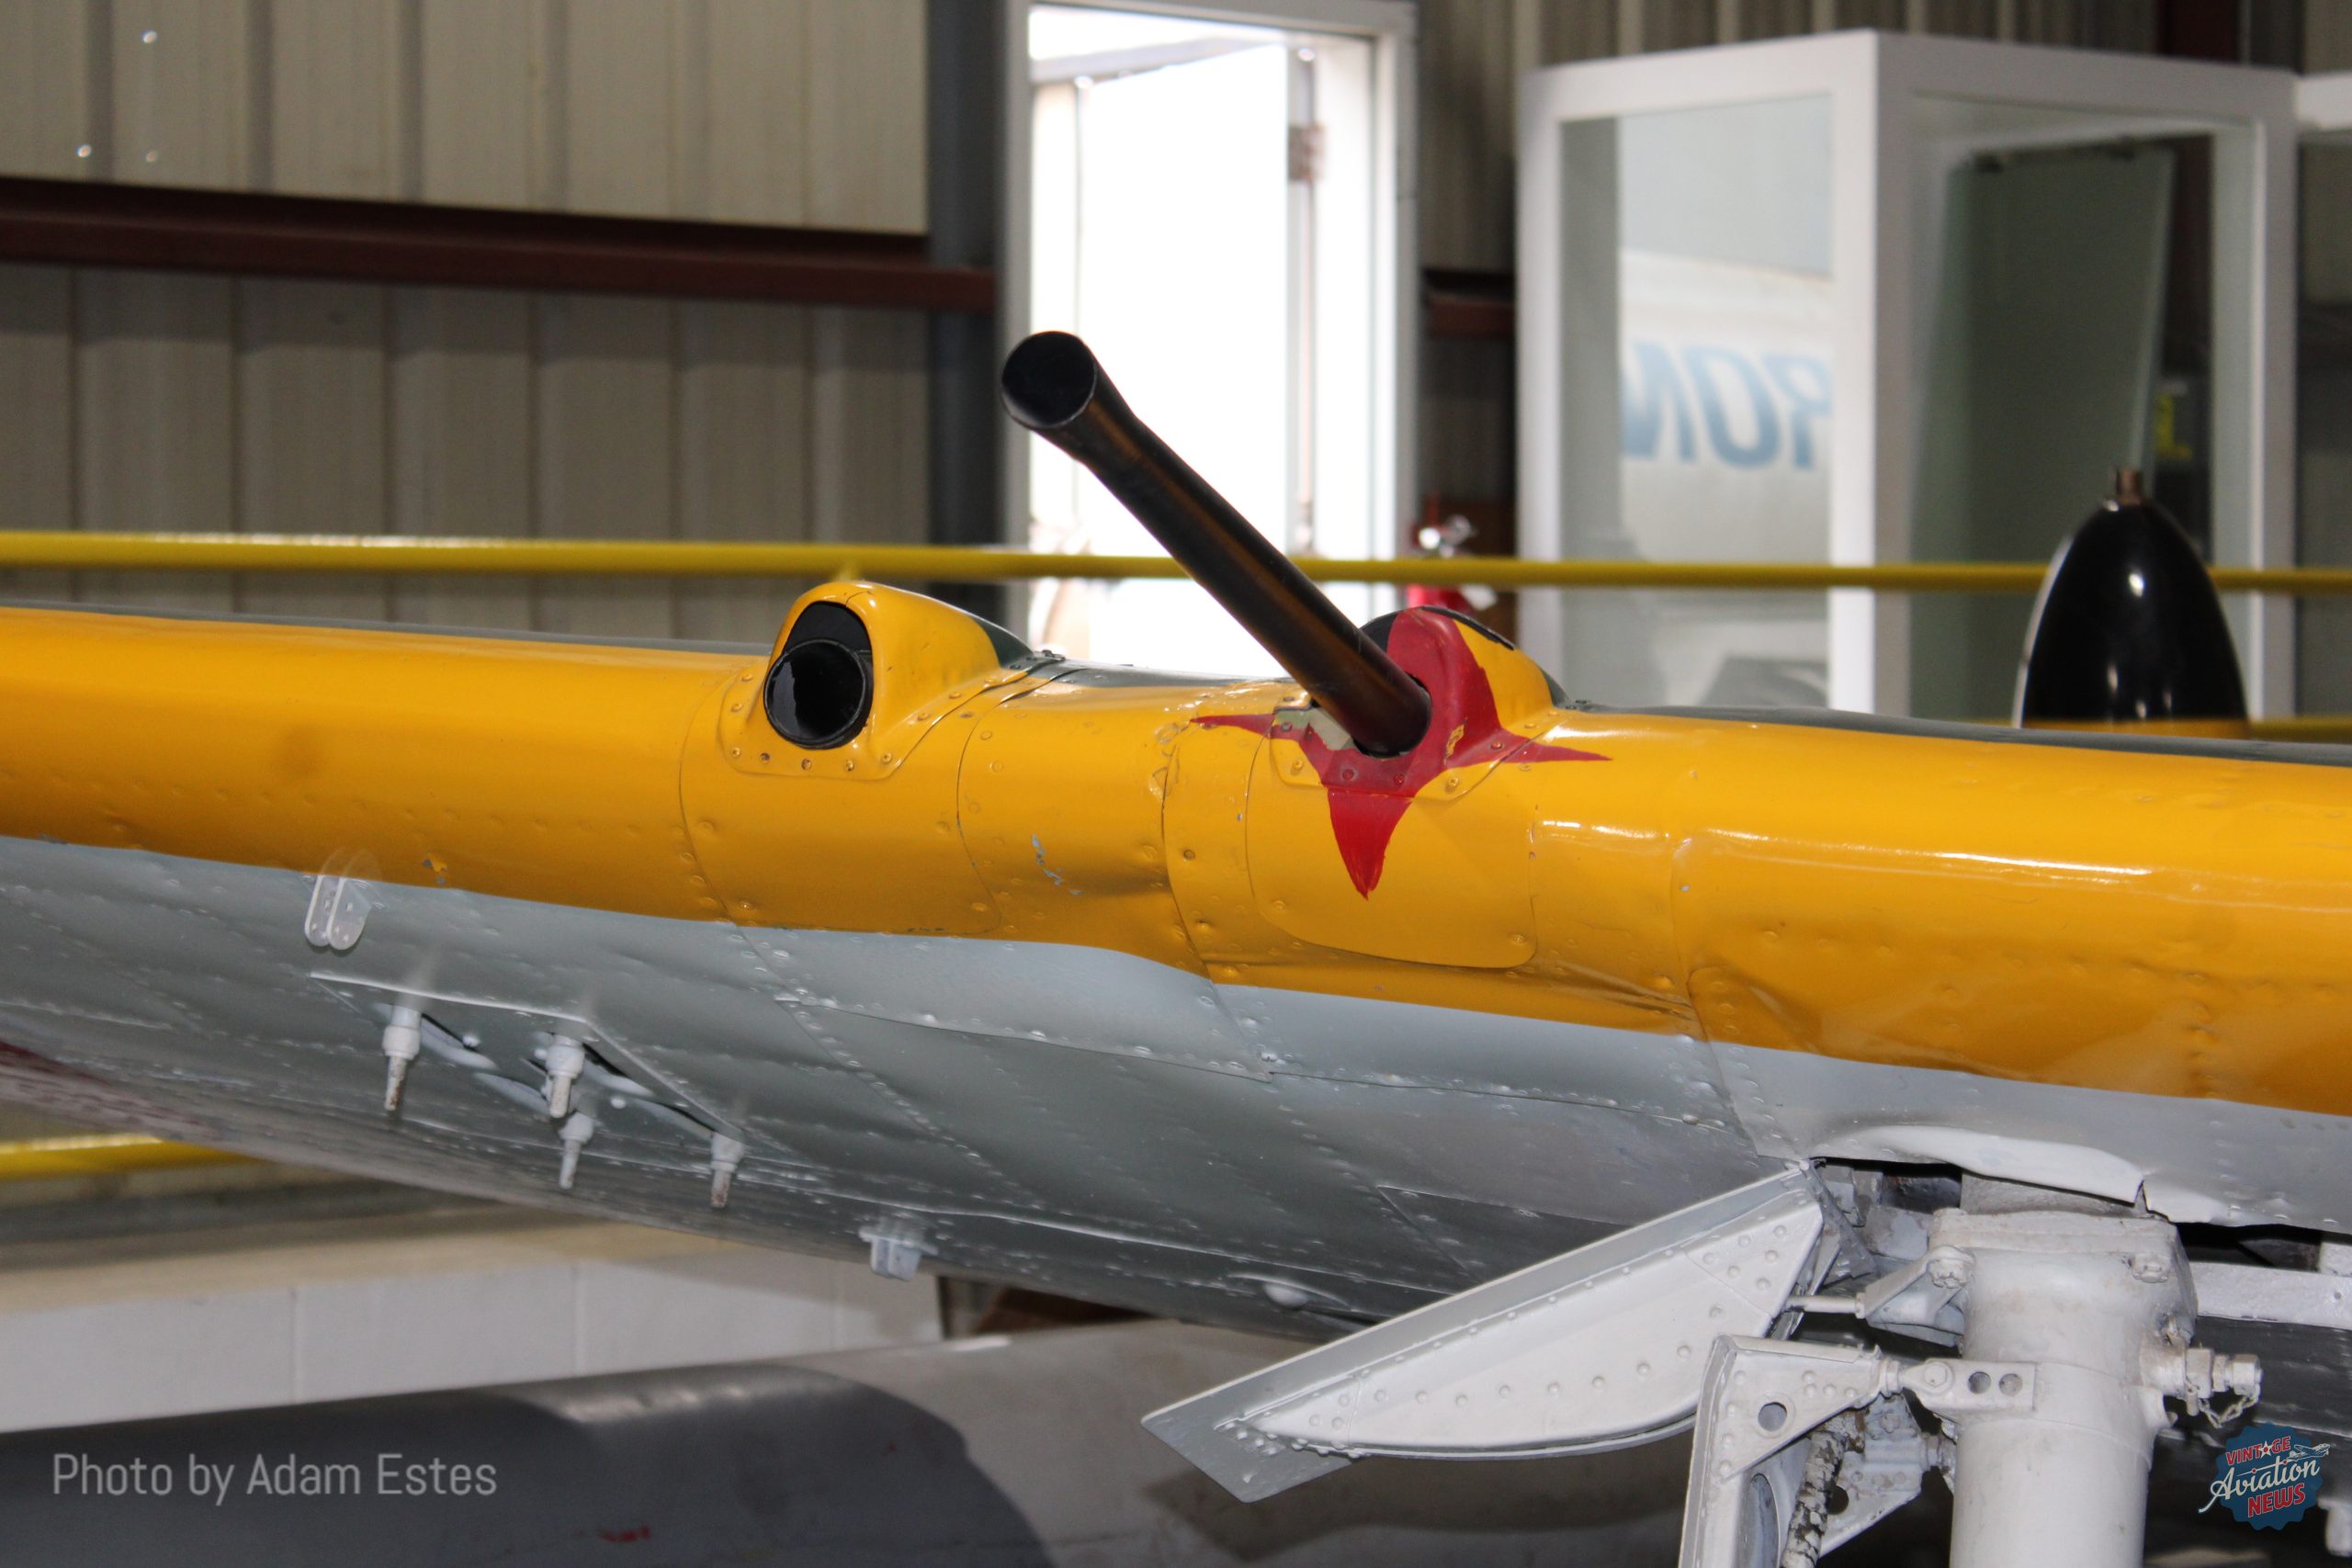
[1681,344,1780,468]
[1621,341,1834,471]
[1621,340,1696,462]
[1764,352,1831,469]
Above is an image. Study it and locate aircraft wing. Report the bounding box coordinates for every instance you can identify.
[3,330,2349,1566]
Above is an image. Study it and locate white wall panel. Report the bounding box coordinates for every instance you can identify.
[0,1219,939,1431]
[0,1292,299,1431]
[293,1263,582,1404]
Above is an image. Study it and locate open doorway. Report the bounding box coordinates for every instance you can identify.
[1015,2,1409,675]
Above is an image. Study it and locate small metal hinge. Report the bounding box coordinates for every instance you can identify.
[1288,122,1324,184]
[303,871,375,952]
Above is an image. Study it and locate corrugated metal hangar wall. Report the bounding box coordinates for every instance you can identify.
[0,0,929,644]
[0,0,2325,652]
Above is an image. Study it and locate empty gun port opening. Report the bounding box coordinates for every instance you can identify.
[764,639,874,750]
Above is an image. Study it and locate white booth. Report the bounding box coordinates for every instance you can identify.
[1518,31,2298,718]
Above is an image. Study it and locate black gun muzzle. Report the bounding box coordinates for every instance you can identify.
[1001,331,1431,758]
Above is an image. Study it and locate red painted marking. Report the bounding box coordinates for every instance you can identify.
[1198,611,1605,896]
[0,1038,222,1141]
[598,1526,652,1544]
[0,1039,87,1076]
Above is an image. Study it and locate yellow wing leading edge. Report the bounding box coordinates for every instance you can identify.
[5,584,2352,1117]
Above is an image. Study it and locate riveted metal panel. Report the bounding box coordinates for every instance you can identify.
[6,829,2345,1343]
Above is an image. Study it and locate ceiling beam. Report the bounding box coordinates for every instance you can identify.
[0,175,997,313]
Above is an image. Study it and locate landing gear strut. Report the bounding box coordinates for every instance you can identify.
[1147,1172,2271,1566]
[1939,1210,2250,1567]
[1690,1204,2257,1568]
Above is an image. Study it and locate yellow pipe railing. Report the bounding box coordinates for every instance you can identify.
[5,532,2352,594]
[0,1133,246,1182]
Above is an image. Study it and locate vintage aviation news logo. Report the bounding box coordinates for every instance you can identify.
[2203,1424,2330,1529]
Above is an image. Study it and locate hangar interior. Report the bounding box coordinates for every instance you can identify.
[1,1,2351,1563]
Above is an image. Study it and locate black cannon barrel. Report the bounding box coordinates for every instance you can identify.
[1001,331,1431,758]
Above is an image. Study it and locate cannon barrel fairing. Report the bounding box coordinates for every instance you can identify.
[1001,331,1432,758]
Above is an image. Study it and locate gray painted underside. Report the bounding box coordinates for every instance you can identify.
[0,835,2346,1339]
